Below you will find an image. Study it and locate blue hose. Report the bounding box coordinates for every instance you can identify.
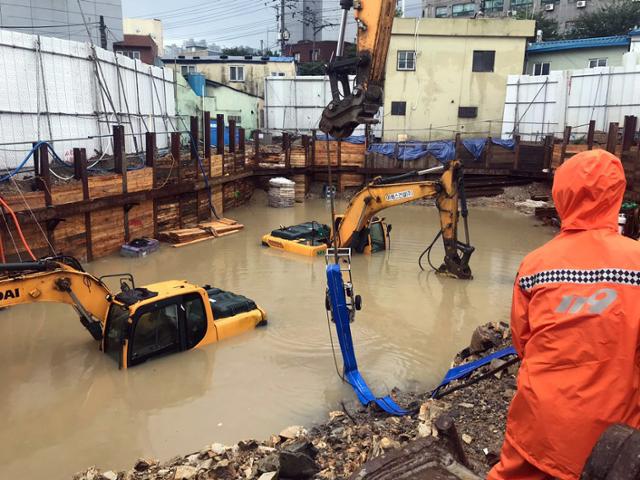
[0,141,65,182]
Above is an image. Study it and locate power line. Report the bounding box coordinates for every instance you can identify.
[0,22,99,29]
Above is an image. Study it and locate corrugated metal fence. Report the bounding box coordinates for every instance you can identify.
[0,29,177,169]
[501,64,640,141]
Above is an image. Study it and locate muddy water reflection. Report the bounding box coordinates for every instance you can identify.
[0,192,553,478]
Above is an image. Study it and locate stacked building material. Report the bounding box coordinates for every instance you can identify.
[159,218,244,247]
[268,177,295,208]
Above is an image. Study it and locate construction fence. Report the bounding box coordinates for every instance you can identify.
[502,64,640,141]
[0,29,177,169]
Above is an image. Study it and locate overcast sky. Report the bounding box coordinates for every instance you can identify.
[122,0,423,50]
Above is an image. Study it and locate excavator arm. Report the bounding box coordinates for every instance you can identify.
[320,0,397,139]
[0,259,112,340]
[333,160,474,279]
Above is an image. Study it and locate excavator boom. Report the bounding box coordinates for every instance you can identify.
[320,0,397,139]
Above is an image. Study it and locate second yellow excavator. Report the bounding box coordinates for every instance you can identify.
[262,160,474,279]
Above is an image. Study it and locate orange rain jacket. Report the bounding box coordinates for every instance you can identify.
[502,150,640,479]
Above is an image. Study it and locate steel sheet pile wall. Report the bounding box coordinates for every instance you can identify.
[502,65,640,141]
[0,29,176,169]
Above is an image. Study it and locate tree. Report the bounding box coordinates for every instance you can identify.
[516,11,560,41]
[565,0,640,39]
[298,62,325,76]
[221,46,255,56]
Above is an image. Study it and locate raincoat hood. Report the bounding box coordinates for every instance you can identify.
[552,150,626,231]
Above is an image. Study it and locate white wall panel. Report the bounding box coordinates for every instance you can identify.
[0,29,176,170]
[502,64,640,141]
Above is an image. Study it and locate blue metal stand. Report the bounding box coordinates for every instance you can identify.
[326,262,408,416]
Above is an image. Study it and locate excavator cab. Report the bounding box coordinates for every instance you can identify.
[0,257,266,369]
[332,214,390,254]
[103,282,265,368]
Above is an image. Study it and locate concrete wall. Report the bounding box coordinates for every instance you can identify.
[123,18,163,55]
[382,18,535,141]
[0,0,122,48]
[525,46,628,74]
[167,60,296,98]
[176,75,261,135]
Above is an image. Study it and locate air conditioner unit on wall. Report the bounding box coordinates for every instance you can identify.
[576,1,586,7]
[545,3,555,10]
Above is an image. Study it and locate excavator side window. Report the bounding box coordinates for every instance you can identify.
[129,302,180,365]
[369,221,386,253]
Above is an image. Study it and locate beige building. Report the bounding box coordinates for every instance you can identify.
[123,18,164,55]
[383,18,535,141]
[162,55,296,98]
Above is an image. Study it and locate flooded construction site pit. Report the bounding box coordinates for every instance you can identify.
[0,191,554,479]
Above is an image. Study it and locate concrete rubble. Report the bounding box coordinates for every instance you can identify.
[74,322,516,480]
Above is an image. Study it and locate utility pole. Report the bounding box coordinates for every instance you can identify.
[280,0,286,54]
[99,15,107,49]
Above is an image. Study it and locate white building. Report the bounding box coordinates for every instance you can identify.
[284,0,356,44]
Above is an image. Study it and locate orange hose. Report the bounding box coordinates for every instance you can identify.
[0,229,5,263]
[0,196,36,261]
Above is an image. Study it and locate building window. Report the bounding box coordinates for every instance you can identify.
[228,115,242,124]
[472,50,495,72]
[391,101,407,116]
[270,72,285,77]
[435,6,449,17]
[483,0,504,12]
[311,49,320,61]
[533,62,550,75]
[510,0,533,9]
[397,51,416,71]
[181,65,196,75]
[294,52,301,62]
[131,51,140,60]
[116,50,124,56]
[230,65,245,82]
[458,107,478,118]
[452,2,475,16]
[588,58,607,68]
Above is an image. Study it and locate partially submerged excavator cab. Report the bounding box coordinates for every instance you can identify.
[0,256,267,368]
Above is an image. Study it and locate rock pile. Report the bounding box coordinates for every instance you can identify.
[74,322,517,480]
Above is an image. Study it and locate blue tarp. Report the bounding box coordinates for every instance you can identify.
[368,137,516,164]
[315,134,366,145]
[326,264,408,416]
[368,141,456,164]
[462,139,487,161]
[492,138,516,150]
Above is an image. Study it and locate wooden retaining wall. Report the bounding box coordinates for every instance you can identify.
[3,114,636,263]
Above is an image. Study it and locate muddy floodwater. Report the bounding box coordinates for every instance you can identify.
[0,192,554,479]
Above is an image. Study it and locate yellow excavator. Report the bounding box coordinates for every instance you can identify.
[262,0,473,278]
[0,256,266,368]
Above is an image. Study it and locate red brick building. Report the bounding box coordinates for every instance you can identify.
[284,40,354,63]
[113,34,159,65]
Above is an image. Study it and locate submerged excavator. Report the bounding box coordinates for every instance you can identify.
[262,0,473,279]
[0,256,266,368]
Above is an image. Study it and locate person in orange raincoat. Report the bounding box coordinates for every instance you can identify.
[488,149,640,480]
